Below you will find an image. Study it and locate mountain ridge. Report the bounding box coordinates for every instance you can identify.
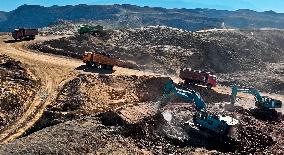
[1,4,284,32]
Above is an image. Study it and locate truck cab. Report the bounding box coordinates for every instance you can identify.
[206,73,217,88]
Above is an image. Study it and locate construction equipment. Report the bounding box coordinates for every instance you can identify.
[179,68,217,89]
[82,51,138,70]
[162,80,238,136]
[163,80,206,110]
[78,24,103,35]
[12,28,38,40]
[230,85,282,109]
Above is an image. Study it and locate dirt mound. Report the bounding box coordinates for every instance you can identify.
[100,103,157,125]
[29,27,284,73]
[0,117,147,155]
[39,20,78,36]
[49,74,171,113]
[22,74,171,135]
[28,27,284,93]
[0,55,39,131]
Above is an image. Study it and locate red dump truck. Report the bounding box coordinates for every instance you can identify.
[12,28,38,40]
[179,68,217,89]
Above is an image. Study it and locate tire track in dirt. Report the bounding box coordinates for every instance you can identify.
[0,35,168,143]
[0,35,80,143]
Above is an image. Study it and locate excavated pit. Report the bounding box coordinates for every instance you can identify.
[98,101,278,154]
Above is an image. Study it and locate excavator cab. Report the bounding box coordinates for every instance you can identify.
[193,111,232,135]
[256,96,282,109]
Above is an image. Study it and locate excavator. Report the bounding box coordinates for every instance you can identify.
[230,85,282,109]
[161,80,238,136]
[227,85,282,121]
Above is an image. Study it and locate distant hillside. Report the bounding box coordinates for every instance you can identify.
[1,4,284,32]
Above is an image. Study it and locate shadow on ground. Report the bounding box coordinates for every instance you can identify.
[4,40,20,43]
[75,65,115,74]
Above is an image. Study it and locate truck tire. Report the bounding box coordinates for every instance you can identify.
[86,61,92,67]
[106,65,113,70]
[100,64,107,69]
[206,84,212,90]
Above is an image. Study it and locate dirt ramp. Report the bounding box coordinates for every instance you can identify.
[26,74,171,136]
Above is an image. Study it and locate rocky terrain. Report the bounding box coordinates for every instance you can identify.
[30,26,284,94]
[2,4,284,32]
[1,88,283,154]
[0,55,39,131]
[0,10,283,153]
[0,66,279,154]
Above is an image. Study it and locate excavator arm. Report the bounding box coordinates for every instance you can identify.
[230,85,282,109]
[231,85,261,104]
[162,80,206,110]
[162,80,238,136]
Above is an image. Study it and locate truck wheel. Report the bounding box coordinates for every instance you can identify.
[86,61,92,67]
[106,65,113,70]
[100,64,106,69]
[255,101,260,108]
[206,84,212,90]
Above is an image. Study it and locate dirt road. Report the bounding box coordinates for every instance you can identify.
[0,35,81,143]
[0,35,168,143]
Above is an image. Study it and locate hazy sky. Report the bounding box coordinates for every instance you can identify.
[1,0,284,12]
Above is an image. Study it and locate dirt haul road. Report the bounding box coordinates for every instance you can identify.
[0,34,283,144]
[0,35,163,143]
[0,35,82,143]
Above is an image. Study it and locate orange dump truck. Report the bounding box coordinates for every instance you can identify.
[82,51,138,70]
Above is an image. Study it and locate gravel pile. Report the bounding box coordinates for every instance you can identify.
[0,55,39,131]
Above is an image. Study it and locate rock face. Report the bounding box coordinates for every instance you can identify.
[0,55,39,131]
[30,27,284,94]
[2,4,284,32]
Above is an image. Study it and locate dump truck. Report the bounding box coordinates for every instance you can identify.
[179,68,217,89]
[82,51,138,70]
[12,28,38,40]
[78,24,104,35]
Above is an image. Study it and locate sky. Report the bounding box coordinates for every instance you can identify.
[1,0,284,13]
